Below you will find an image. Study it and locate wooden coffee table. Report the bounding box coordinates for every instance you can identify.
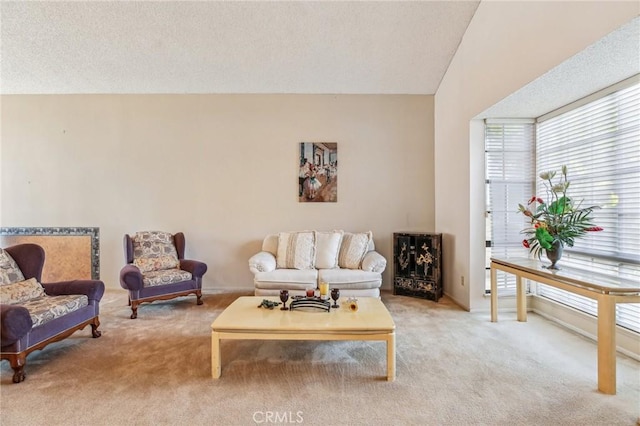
[211,296,396,380]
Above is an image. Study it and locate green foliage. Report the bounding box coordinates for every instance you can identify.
[519,166,601,258]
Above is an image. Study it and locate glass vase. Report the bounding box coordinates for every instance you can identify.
[545,240,564,270]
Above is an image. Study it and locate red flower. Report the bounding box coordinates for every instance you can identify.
[528,196,544,205]
[585,226,604,232]
[522,239,530,248]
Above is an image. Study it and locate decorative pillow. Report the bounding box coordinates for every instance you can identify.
[276,232,315,270]
[315,231,344,269]
[132,231,178,259]
[0,277,46,305]
[134,255,180,273]
[0,248,26,285]
[338,231,372,269]
[132,231,180,273]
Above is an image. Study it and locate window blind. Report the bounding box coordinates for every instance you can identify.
[536,79,640,333]
[485,120,535,294]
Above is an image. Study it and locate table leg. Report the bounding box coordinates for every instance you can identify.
[387,332,396,381]
[211,331,221,379]
[516,275,527,322]
[597,295,616,394]
[491,266,498,322]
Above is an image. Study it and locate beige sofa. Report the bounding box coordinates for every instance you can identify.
[249,231,386,297]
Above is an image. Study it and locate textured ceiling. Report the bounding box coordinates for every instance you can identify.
[0,1,480,94]
[479,16,640,119]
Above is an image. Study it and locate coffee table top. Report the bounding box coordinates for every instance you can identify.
[211,296,395,333]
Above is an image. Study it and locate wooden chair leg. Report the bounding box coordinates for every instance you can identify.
[91,317,102,337]
[7,353,27,383]
[130,301,139,319]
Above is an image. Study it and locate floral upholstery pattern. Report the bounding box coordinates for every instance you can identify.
[20,294,89,327]
[0,248,26,285]
[132,231,179,273]
[134,256,180,273]
[142,268,193,287]
[0,277,46,304]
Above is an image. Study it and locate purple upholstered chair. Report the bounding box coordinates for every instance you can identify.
[0,244,104,383]
[119,231,207,319]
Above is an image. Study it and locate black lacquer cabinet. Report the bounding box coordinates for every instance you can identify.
[393,232,442,301]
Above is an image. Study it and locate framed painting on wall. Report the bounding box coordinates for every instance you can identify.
[298,142,338,202]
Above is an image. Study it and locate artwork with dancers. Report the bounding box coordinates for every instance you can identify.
[298,142,338,202]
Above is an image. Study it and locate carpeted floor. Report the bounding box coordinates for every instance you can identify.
[1,290,638,425]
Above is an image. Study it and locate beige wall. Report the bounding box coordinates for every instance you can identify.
[1,94,434,290]
[435,1,638,310]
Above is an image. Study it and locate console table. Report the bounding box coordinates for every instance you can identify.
[490,257,640,395]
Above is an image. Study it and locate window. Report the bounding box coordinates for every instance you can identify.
[485,120,535,295]
[536,78,640,333]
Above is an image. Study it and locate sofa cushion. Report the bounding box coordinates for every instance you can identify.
[276,231,315,270]
[254,268,318,291]
[0,277,46,304]
[132,231,180,273]
[318,268,382,290]
[338,231,372,269]
[142,269,193,287]
[134,256,180,273]
[21,294,89,327]
[315,230,344,269]
[0,248,26,285]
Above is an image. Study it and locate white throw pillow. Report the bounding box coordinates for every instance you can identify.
[276,231,316,270]
[315,231,344,269]
[0,277,46,304]
[338,231,372,269]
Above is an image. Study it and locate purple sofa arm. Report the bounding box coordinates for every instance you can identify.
[120,264,144,291]
[1,304,33,347]
[180,259,208,278]
[41,280,105,302]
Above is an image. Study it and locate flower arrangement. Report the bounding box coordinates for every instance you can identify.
[518,165,603,258]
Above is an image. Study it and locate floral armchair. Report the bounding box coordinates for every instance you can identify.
[119,231,207,319]
[0,244,104,383]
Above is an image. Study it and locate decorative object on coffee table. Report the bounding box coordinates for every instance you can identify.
[279,289,289,310]
[257,299,281,309]
[330,288,340,308]
[346,297,358,312]
[290,297,331,312]
[393,232,442,301]
[319,281,329,300]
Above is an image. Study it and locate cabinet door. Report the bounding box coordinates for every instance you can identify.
[394,234,412,278]
[413,234,438,280]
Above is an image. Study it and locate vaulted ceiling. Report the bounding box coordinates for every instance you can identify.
[2,1,637,120]
[0,1,480,94]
